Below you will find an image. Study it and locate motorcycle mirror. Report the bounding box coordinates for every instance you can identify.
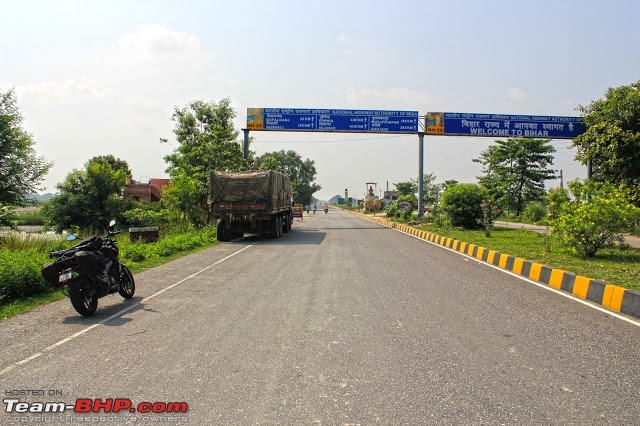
[67,235,77,241]
[109,219,116,228]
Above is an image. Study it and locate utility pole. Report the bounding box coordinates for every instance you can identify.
[418,132,425,217]
[559,170,564,189]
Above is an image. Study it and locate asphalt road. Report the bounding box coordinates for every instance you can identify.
[1,210,639,424]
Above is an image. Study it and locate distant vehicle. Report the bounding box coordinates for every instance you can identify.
[209,170,293,240]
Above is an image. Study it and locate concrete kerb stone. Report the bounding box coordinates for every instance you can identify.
[345,210,640,319]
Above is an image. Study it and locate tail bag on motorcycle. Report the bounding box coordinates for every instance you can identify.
[41,251,106,286]
[41,262,65,285]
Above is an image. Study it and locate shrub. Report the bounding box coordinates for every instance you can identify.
[122,206,170,229]
[0,205,17,228]
[440,183,487,229]
[546,187,571,221]
[0,250,52,305]
[551,180,640,258]
[364,199,383,214]
[385,202,399,218]
[479,199,501,236]
[522,202,547,223]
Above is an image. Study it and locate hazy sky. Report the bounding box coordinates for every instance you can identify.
[2,0,639,200]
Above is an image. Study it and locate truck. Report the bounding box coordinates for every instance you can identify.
[208,170,293,241]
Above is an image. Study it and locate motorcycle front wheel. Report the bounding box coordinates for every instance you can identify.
[68,277,98,317]
[118,265,135,299]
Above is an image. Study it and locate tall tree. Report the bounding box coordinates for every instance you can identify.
[573,80,640,204]
[411,173,442,205]
[393,180,415,197]
[164,98,247,225]
[0,88,52,206]
[256,150,321,206]
[89,154,133,180]
[474,138,556,216]
[43,156,130,232]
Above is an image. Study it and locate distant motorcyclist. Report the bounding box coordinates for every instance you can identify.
[305,204,310,214]
[313,204,317,214]
[323,204,329,213]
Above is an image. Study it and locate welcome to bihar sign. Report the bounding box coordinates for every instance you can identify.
[426,112,585,139]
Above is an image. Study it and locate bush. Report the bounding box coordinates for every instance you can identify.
[122,205,170,229]
[0,204,17,228]
[440,183,487,229]
[364,199,383,214]
[0,250,52,305]
[551,180,640,258]
[546,187,571,221]
[522,202,547,223]
[385,203,398,218]
[120,226,218,266]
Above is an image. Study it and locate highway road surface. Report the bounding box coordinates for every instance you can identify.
[1,209,639,424]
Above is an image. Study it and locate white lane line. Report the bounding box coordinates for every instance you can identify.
[358,214,640,328]
[0,244,254,377]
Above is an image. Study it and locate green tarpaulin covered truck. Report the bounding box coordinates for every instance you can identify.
[208,170,293,241]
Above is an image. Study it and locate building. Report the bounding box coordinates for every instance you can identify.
[382,190,398,207]
[123,178,170,203]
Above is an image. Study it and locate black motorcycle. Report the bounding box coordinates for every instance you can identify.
[42,220,135,317]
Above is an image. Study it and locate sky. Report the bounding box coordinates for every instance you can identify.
[2,0,639,201]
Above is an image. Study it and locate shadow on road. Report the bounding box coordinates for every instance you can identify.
[226,228,327,245]
[61,296,151,326]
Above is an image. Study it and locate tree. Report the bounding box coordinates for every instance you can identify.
[0,88,52,206]
[440,183,487,229]
[412,173,442,205]
[474,138,556,216]
[164,98,247,225]
[89,154,132,180]
[43,156,130,232]
[161,172,203,228]
[394,173,442,205]
[394,180,414,197]
[256,150,321,206]
[573,80,640,205]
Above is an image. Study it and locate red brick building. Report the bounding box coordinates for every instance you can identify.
[123,178,170,203]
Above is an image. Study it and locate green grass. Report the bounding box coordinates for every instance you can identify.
[13,209,46,226]
[416,224,640,292]
[0,227,219,321]
[0,291,67,320]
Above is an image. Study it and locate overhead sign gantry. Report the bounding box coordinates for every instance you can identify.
[243,107,586,218]
[247,108,419,133]
[425,112,584,139]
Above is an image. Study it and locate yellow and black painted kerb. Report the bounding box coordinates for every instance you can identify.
[350,212,640,319]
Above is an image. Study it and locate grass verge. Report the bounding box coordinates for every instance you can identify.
[414,225,640,292]
[0,227,219,321]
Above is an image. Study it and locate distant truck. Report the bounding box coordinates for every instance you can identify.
[208,170,293,241]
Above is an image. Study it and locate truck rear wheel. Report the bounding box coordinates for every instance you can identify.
[282,213,290,233]
[217,220,230,242]
[270,215,280,239]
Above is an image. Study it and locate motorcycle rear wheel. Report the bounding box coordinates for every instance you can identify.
[68,277,98,317]
[118,265,135,299]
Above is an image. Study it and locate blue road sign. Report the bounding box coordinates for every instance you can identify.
[247,108,419,134]
[426,112,585,139]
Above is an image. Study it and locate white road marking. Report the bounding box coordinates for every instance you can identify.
[0,244,254,377]
[359,214,640,328]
